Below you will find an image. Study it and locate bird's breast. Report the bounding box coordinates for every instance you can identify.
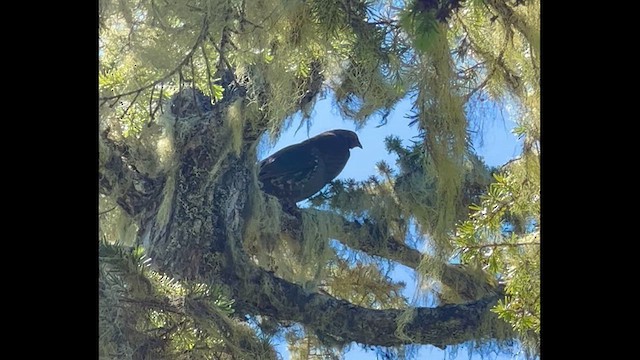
[319,148,350,182]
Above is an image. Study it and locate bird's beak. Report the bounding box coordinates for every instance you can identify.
[356,139,363,149]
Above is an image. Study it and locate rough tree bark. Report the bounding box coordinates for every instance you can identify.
[99,82,511,349]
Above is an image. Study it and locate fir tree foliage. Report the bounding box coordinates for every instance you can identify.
[100,0,540,358]
[99,240,275,359]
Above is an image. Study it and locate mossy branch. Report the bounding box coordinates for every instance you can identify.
[288,209,502,302]
[484,0,539,56]
[226,260,510,348]
[99,15,210,104]
[99,129,166,216]
[463,241,539,251]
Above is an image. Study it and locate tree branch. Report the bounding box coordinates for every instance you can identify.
[99,206,118,216]
[99,15,210,103]
[99,128,166,216]
[288,209,501,302]
[226,260,510,348]
[464,241,540,251]
[484,0,539,56]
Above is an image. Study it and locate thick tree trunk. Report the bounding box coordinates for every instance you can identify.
[143,92,252,280]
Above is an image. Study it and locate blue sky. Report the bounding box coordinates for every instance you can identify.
[261,94,523,359]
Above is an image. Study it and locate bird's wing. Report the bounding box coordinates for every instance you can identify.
[258,144,320,184]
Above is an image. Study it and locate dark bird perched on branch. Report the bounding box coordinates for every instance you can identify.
[259,129,362,207]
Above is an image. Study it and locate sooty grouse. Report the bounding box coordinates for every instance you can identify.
[258,129,362,205]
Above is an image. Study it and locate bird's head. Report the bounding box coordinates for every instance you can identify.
[333,129,363,149]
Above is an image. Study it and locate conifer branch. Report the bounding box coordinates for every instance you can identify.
[209,39,237,86]
[201,43,216,99]
[456,12,515,101]
[120,297,185,315]
[226,259,510,348]
[288,209,501,302]
[99,128,166,216]
[99,15,210,103]
[463,241,540,251]
[484,0,538,55]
